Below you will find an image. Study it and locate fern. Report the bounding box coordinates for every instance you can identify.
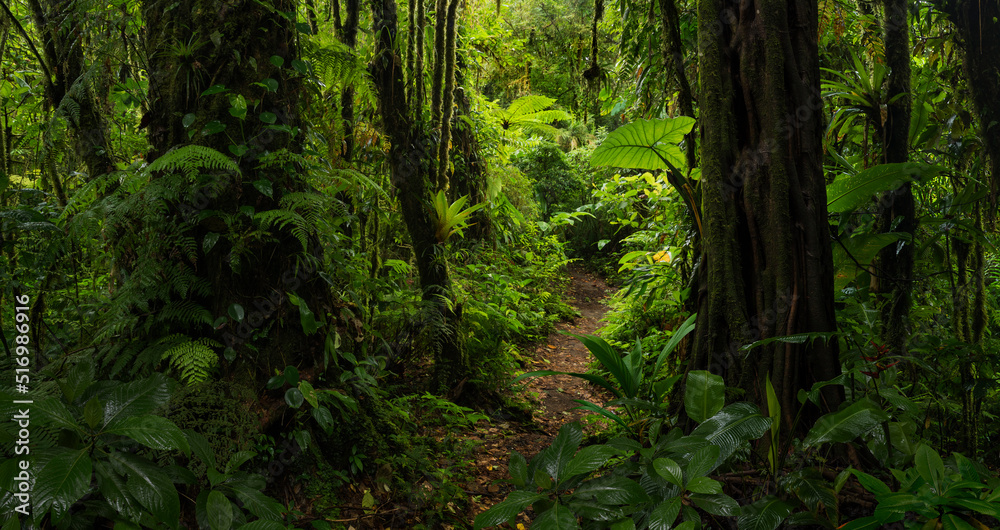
[89,148,236,375]
[161,335,221,385]
[147,145,241,180]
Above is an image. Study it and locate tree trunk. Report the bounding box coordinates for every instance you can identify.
[369,0,468,393]
[693,0,842,432]
[25,0,114,192]
[932,0,1000,217]
[142,0,333,381]
[657,0,696,168]
[876,0,914,359]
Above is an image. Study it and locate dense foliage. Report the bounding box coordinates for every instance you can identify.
[2,0,1000,528]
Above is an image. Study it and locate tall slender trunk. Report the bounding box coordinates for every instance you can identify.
[25,0,114,192]
[932,0,1000,217]
[657,0,696,168]
[876,0,914,358]
[369,0,468,393]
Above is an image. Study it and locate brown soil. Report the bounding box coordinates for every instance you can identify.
[466,264,616,524]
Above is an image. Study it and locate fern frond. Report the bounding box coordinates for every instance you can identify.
[254,209,309,250]
[146,145,240,180]
[161,337,222,385]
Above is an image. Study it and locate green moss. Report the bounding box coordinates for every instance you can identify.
[168,381,258,476]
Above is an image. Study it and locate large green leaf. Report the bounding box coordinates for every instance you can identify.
[572,476,650,505]
[913,444,945,493]
[591,117,695,171]
[690,493,740,517]
[532,501,580,530]
[647,497,682,530]
[34,448,92,521]
[826,162,941,213]
[833,232,909,290]
[109,451,180,528]
[95,459,142,521]
[684,370,725,423]
[685,445,721,483]
[803,398,889,448]
[509,451,528,488]
[949,498,1000,518]
[782,469,836,513]
[563,444,619,478]
[105,415,190,454]
[691,402,770,466]
[473,491,547,529]
[207,491,233,530]
[652,314,697,385]
[34,397,80,432]
[223,482,282,521]
[571,333,639,398]
[850,469,892,497]
[652,458,683,487]
[686,476,723,495]
[765,377,780,472]
[737,496,794,530]
[103,373,172,430]
[540,422,583,484]
[186,429,218,470]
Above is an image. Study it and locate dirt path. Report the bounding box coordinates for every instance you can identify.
[467,265,616,520]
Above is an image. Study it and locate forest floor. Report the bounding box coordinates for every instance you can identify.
[465,265,617,525]
[324,266,616,529]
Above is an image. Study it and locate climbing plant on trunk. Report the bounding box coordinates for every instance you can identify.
[692,0,842,434]
[369,0,469,393]
[109,0,336,382]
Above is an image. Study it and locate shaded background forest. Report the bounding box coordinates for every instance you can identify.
[3,0,1000,527]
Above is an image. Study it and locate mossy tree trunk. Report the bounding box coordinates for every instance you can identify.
[876,0,914,359]
[142,0,333,381]
[22,0,114,202]
[369,0,469,393]
[932,0,1000,215]
[692,0,842,433]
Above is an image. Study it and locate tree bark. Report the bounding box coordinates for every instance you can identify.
[24,0,114,195]
[693,0,842,432]
[932,0,1000,217]
[369,0,468,393]
[876,0,914,359]
[142,0,333,381]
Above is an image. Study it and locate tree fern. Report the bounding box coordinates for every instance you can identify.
[160,335,221,385]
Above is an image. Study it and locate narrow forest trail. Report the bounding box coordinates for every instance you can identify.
[467,265,616,523]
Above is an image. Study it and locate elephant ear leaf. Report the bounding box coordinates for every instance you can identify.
[591,117,695,171]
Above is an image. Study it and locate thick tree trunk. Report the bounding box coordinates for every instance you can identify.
[369,0,468,393]
[693,0,841,432]
[876,0,914,358]
[142,0,333,381]
[933,0,1000,216]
